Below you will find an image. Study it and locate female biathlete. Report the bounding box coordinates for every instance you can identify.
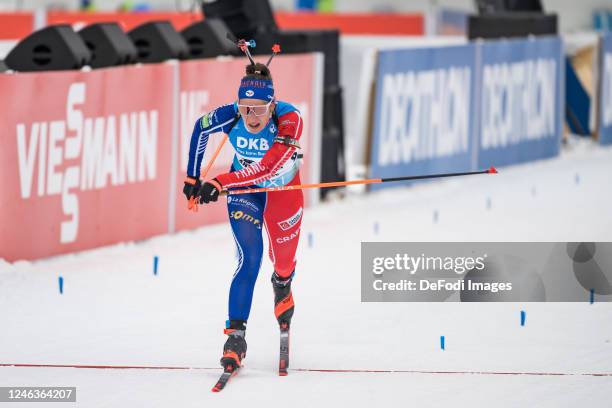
[183,59,304,383]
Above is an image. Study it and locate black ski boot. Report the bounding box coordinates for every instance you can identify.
[272,271,294,330]
[221,320,247,369]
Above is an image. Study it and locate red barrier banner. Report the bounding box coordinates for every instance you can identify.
[175,54,322,232]
[0,64,175,261]
[275,12,424,35]
[47,11,201,32]
[0,12,34,40]
[3,11,423,40]
[46,11,424,36]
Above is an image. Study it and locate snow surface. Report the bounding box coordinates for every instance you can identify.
[1,138,611,407]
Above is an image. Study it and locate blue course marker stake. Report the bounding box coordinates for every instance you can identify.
[308,232,313,248]
[153,256,159,276]
[575,173,580,185]
[433,210,439,224]
[373,222,379,235]
[58,276,64,294]
[520,310,526,326]
[590,289,595,304]
[440,335,445,350]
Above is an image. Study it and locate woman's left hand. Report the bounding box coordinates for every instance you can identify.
[198,178,223,203]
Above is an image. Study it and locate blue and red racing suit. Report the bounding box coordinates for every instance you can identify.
[186,101,304,321]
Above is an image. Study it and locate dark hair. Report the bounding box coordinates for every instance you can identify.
[244,63,272,81]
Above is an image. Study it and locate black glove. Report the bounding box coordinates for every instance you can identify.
[199,178,223,203]
[183,177,202,201]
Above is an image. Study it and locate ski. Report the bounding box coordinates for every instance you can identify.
[279,324,290,376]
[211,362,239,392]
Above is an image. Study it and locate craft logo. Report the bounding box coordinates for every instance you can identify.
[276,229,300,244]
[245,90,254,97]
[16,82,159,244]
[278,207,303,231]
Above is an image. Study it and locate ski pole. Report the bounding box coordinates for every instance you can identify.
[188,135,228,211]
[222,167,498,196]
[200,134,228,180]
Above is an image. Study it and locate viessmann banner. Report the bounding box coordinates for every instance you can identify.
[370,36,563,188]
[0,64,175,261]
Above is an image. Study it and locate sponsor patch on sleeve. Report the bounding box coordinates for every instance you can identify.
[201,113,210,129]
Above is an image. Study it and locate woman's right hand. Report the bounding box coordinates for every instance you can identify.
[183,177,202,201]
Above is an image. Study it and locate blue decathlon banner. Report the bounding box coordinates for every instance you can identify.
[478,37,563,168]
[370,45,476,190]
[600,33,612,146]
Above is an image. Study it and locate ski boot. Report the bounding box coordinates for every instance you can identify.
[272,271,294,329]
[272,271,294,375]
[212,320,247,392]
[221,320,247,370]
